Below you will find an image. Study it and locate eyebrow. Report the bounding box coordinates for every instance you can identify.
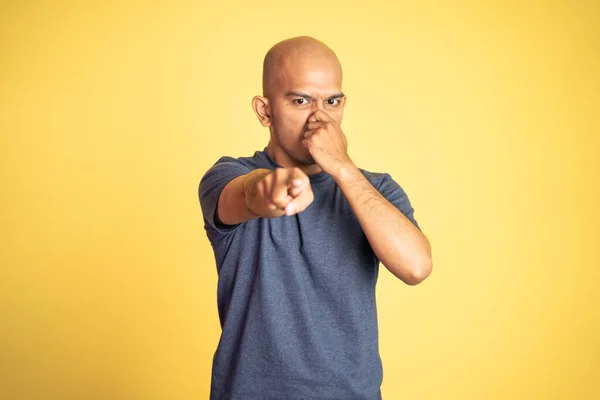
[285,91,345,100]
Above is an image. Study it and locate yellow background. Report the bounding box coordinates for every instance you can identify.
[1,1,598,399]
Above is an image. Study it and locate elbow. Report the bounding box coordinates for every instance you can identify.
[382,240,433,285]
[404,257,433,286]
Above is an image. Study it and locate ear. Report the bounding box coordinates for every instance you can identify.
[252,96,271,127]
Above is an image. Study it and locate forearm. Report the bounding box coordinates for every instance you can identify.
[332,164,432,285]
[217,167,314,225]
[217,168,271,225]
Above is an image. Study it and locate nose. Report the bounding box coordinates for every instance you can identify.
[311,99,324,113]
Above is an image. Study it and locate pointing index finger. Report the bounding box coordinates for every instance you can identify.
[287,168,308,196]
[288,168,307,185]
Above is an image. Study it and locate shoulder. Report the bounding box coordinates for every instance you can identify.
[358,167,411,200]
[206,149,272,173]
[199,150,270,200]
[359,167,420,227]
[358,168,393,190]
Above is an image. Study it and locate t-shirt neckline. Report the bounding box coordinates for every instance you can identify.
[262,147,331,184]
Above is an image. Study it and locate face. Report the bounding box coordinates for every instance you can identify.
[255,54,346,167]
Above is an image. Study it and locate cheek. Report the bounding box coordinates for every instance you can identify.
[272,112,309,141]
[280,109,311,130]
[273,104,303,121]
[331,109,344,123]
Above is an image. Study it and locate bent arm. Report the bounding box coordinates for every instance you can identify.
[333,165,432,285]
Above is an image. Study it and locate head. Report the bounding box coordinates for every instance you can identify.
[252,36,346,168]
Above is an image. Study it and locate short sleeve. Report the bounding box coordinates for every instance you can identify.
[198,157,251,235]
[377,174,421,231]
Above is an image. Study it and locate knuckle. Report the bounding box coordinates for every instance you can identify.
[259,182,269,196]
[256,182,265,195]
[271,193,286,206]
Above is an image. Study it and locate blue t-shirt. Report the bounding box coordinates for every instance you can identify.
[199,149,420,400]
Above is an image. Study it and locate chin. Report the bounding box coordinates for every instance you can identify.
[296,153,315,166]
[282,145,313,166]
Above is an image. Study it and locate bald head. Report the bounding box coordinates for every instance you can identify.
[252,37,346,169]
[262,36,342,97]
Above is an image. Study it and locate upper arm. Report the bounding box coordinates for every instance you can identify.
[377,173,421,231]
[198,158,250,234]
[216,174,257,226]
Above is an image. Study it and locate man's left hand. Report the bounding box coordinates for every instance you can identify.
[303,110,354,177]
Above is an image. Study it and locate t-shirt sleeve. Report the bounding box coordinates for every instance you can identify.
[377,173,421,231]
[198,157,251,235]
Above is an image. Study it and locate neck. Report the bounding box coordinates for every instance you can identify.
[266,141,323,176]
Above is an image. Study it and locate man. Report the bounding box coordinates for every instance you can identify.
[199,36,432,400]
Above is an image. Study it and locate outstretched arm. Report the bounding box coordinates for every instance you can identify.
[216,167,314,226]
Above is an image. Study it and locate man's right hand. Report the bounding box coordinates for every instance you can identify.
[216,167,314,226]
[245,167,314,218]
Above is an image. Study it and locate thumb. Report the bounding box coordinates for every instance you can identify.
[287,168,308,197]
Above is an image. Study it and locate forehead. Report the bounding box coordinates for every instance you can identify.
[275,55,342,94]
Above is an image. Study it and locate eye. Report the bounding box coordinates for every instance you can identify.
[327,98,340,106]
[293,98,308,105]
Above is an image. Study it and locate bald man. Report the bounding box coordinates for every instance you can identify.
[199,36,432,400]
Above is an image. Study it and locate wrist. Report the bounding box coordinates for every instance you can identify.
[330,161,361,183]
[243,169,272,217]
